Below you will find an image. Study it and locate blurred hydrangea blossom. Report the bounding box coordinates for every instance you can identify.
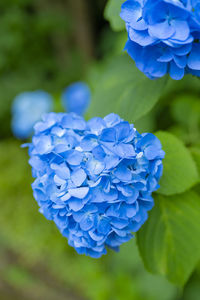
[62,82,91,115]
[27,112,164,258]
[120,0,200,80]
[12,91,53,139]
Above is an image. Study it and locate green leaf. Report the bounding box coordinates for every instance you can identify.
[156,131,199,196]
[137,191,200,285]
[182,271,200,300]
[169,94,200,145]
[89,54,166,123]
[104,0,125,31]
[171,94,200,128]
[190,147,200,178]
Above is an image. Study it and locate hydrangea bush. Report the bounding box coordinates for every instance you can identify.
[27,112,164,258]
[120,0,200,79]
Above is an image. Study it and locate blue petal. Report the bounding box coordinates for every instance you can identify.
[86,158,105,175]
[170,61,184,80]
[187,44,200,70]
[129,28,157,46]
[103,113,121,127]
[34,135,53,154]
[80,214,95,231]
[170,20,190,42]
[114,143,136,158]
[114,165,132,181]
[114,121,130,141]
[144,145,162,160]
[61,114,86,130]
[100,128,116,143]
[97,217,111,235]
[68,198,85,211]
[68,187,89,199]
[66,150,83,165]
[87,117,106,134]
[71,168,87,187]
[80,134,98,151]
[148,21,175,39]
[51,163,70,180]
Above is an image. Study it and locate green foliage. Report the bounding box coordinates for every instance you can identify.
[137,191,200,285]
[155,131,199,196]
[169,94,200,145]
[190,147,200,176]
[171,95,200,128]
[182,272,200,300]
[3,265,36,289]
[89,54,166,123]
[165,75,200,96]
[104,0,125,31]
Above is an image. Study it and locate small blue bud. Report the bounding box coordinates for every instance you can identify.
[62,82,91,115]
[12,91,53,140]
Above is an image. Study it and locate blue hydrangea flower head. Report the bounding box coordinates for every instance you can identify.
[120,0,200,79]
[62,82,91,115]
[12,91,53,140]
[27,112,165,258]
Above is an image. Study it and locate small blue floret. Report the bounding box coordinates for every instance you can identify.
[62,82,91,115]
[27,112,165,258]
[12,91,53,139]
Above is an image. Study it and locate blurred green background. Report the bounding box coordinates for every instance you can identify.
[1,1,200,299]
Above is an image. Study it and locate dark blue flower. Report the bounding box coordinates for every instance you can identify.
[27,112,165,258]
[120,0,200,79]
[12,91,53,139]
[62,82,91,115]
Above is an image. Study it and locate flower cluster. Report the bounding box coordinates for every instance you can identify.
[120,0,200,80]
[62,82,91,115]
[12,91,53,139]
[27,112,164,258]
